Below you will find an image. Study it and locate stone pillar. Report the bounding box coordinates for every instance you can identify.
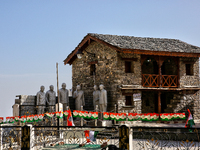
[0,124,2,150]
[56,103,63,126]
[26,124,34,150]
[56,103,63,112]
[13,104,19,117]
[129,127,133,150]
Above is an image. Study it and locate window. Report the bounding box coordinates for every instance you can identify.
[125,61,134,73]
[186,64,194,75]
[90,64,96,75]
[125,96,132,106]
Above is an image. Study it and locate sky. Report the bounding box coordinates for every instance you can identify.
[0,0,200,119]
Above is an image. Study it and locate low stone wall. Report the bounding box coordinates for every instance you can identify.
[13,95,75,116]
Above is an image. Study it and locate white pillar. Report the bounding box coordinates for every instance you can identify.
[129,127,133,150]
[27,124,34,150]
[56,103,63,112]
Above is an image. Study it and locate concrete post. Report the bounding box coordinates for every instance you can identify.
[129,127,133,150]
[95,105,98,126]
[81,106,83,126]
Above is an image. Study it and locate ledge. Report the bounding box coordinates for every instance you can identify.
[121,85,200,91]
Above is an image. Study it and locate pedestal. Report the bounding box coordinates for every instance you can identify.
[102,120,112,127]
[13,104,19,116]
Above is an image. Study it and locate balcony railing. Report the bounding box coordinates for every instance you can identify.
[142,74,178,88]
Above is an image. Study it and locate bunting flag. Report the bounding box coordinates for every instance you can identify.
[15,116,20,122]
[88,112,92,119]
[84,130,99,143]
[67,110,74,126]
[103,112,110,120]
[20,116,26,123]
[185,109,195,132]
[140,113,148,121]
[73,110,80,117]
[63,110,69,117]
[27,115,34,122]
[110,113,115,120]
[46,112,54,118]
[38,114,44,121]
[120,113,127,121]
[0,117,3,124]
[177,113,186,120]
[160,113,173,121]
[56,111,63,118]
[79,111,84,118]
[151,113,159,121]
[83,111,89,119]
[128,113,139,121]
[6,117,15,124]
[91,112,98,119]
[110,113,127,121]
[33,115,39,122]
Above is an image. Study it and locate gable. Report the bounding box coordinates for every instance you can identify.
[64,33,200,65]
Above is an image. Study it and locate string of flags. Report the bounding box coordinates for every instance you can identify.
[0,111,185,124]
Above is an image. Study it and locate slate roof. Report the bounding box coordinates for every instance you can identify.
[64,33,200,65]
[89,33,200,53]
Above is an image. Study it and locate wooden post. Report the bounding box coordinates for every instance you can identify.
[56,63,59,104]
[158,91,161,114]
[158,57,162,87]
[177,57,180,87]
[56,63,60,131]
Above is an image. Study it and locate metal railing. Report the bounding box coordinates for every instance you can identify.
[130,126,200,150]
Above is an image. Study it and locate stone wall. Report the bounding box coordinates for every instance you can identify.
[15,95,36,116]
[179,57,199,87]
[72,41,119,111]
[13,95,75,116]
[71,41,200,118]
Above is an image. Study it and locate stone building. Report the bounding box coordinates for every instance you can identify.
[64,33,200,121]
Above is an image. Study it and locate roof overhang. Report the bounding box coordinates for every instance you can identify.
[64,34,200,65]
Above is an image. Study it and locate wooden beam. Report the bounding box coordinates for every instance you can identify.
[158,91,161,114]
[121,58,138,61]
[122,49,200,58]
[183,61,195,64]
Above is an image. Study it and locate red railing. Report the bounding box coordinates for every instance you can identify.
[142,74,178,88]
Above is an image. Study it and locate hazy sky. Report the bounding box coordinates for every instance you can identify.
[1,0,200,118]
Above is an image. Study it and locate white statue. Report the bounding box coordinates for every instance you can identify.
[73,85,85,110]
[99,84,107,112]
[59,83,69,112]
[93,85,100,110]
[36,86,46,114]
[46,85,56,112]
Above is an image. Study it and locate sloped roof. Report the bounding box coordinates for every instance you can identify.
[64,33,200,65]
[89,33,200,53]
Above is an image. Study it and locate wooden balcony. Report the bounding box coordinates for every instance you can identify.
[142,74,178,88]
